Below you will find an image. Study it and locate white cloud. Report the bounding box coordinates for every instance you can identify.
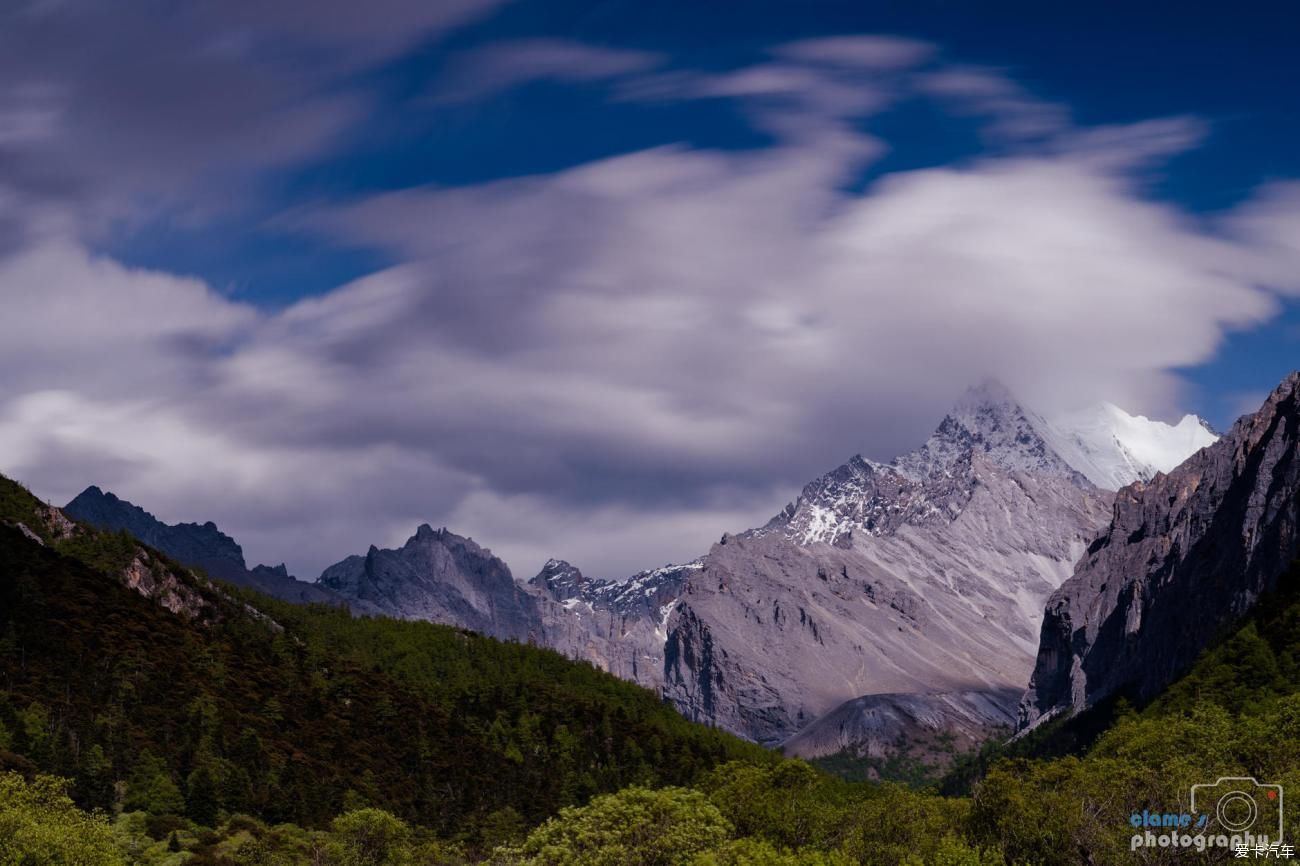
[1222,181,1300,294]
[2,37,1300,583]
[433,39,665,103]
[0,241,254,395]
[613,39,924,135]
[1050,116,1208,170]
[918,66,1070,140]
[0,0,508,235]
[773,35,936,69]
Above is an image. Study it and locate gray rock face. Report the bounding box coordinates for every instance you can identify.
[530,556,692,618]
[1020,372,1300,730]
[529,559,593,603]
[531,560,698,688]
[661,403,1113,743]
[782,688,1020,761]
[64,486,341,605]
[119,547,211,620]
[315,538,694,684]
[318,524,545,642]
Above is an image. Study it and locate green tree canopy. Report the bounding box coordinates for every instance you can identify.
[496,786,732,866]
[0,772,126,866]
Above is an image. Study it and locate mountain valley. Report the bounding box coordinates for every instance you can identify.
[60,382,1222,777]
[7,373,1300,865]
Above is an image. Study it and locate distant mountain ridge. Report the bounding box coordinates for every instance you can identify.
[64,486,341,605]
[52,384,1221,767]
[313,527,698,690]
[323,384,1210,754]
[65,486,245,579]
[318,523,543,641]
[656,384,1116,746]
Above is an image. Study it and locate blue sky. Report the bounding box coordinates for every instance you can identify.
[101,0,1300,429]
[2,0,1299,577]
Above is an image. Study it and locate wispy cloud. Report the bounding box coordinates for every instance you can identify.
[772,35,936,69]
[2,28,1300,582]
[433,39,665,103]
[918,66,1070,140]
[0,0,509,239]
[612,38,928,141]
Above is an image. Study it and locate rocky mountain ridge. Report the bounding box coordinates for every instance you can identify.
[247,384,1221,754]
[318,524,543,641]
[657,387,1117,745]
[47,383,1221,764]
[64,486,341,605]
[3,476,220,620]
[306,382,1130,746]
[1021,372,1300,730]
[782,688,1020,767]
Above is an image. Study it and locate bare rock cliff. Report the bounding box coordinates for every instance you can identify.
[1021,372,1300,729]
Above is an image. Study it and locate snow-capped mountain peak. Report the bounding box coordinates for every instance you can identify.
[769,382,1080,546]
[905,379,1218,492]
[769,382,1217,547]
[529,558,590,602]
[897,380,1084,483]
[1038,402,1218,490]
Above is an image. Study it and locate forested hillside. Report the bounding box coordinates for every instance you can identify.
[6,469,1300,864]
[0,475,769,857]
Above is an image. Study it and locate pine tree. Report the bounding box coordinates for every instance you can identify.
[186,764,219,826]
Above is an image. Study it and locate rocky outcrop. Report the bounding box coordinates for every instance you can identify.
[531,560,696,687]
[64,486,341,605]
[1,475,213,619]
[35,502,77,543]
[529,559,594,603]
[782,688,1020,763]
[318,525,545,642]
[5,503,77,547]
[14,522,44,545]
[1020,372,1300,730]
[120,548,209,619]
